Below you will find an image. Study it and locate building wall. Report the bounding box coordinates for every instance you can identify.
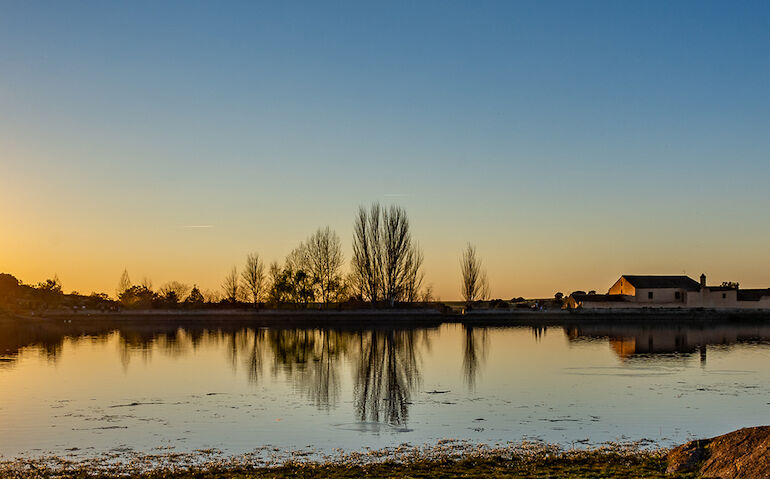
[686,290,770,309]
[580,300,681,310]
[580,301,635,309]
[686,289,738,308]
[633,288,687,304]
[748,297,770,309]
[608,277,635,296]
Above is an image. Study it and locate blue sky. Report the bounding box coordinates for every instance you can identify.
[1,1,769,298]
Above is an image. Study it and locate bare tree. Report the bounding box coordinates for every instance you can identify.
[222,266,240,303]
[241,253,266,307]
[285,244,309,272]
[401,244,424,303]
[351,203,424,305]
[420,284,434,303]
[203,288,221,303]
[352,204,382,303]
[305,226,345,305]
[117,269,132,298]
[460,243,490,304]
[266,261,282,303]
[381,206,412,304]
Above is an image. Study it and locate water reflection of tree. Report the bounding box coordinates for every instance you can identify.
[0,322,428,424]
[462,325,488,391]
[353,329,421,425]
[228,328,266,384]
[303,330,347,409]
[258,329,347,409]
[531,326,547,341]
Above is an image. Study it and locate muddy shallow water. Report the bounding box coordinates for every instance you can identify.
[0,318,768,460]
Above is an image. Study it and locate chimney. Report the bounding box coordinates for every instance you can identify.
[700,273,706,289]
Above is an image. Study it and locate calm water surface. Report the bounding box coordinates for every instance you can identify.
[0,319,768,459]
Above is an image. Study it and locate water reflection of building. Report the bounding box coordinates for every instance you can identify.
[567,323,770,361]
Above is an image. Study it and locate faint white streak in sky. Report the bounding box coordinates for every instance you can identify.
[181,225,214,229]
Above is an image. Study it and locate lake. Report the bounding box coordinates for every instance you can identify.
[0,317,768,460]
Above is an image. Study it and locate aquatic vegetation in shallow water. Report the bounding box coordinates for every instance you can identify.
[0,440,696,478]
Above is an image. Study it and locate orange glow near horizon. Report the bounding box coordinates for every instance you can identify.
[3,215,770,302]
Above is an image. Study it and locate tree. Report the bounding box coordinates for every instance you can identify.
[117,269,132,298]
[305,227,345,305]
[401,243,424,303]
[721,281,740,289]
[0,273,21,307]
[159,281,190,304]
[352,203,383,303]
[184,285,205,306]
[241,253,266,307]
[222,266,241,303]
[35,275,64,308]
[267,261,281,302]
[380,205,412,304]
[0,273,20,291]
[420,284,435,303]
[119,285,156,308]
[267,262,316,305]
[351,203,424,305]
[285,244,309,273]
[291,269,316,305]
[36,275,62,293]
[460,243,489,304]
[202,289,221,303]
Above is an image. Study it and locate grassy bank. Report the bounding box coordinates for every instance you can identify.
[1,449,695,479]
[130,456,694,479]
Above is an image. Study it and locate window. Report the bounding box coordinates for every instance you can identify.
[675,291,681,300]
[722,293,726,299]
[648,292,654,299]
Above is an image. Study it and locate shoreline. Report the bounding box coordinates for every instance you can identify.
[4,307,769,326]
[3,427,765,478]
[0,440,686,479]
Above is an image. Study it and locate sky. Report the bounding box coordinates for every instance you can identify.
[1,0,769,300]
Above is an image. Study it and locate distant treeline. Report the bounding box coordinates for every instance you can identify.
[0,203,545,313]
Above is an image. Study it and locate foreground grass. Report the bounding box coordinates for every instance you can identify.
[3,451,696,479]
[137,457,692,479]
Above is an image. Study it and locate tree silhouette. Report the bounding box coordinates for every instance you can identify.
[119,285,156,308]
[184,285,205,305]
[159,281,190,306]
[460,243,490,305]
[117,269,131,299]
[352,203,424,305]
[304,227,345,305]
[222,266,241,303]
[241,253,266,307]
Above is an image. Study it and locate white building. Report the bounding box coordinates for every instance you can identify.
[567,274,770,310]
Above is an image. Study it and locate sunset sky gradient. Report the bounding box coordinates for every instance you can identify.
[2,1,769,299]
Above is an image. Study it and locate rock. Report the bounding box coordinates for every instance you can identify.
[667,439,710,474]
[667,426,770,478]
